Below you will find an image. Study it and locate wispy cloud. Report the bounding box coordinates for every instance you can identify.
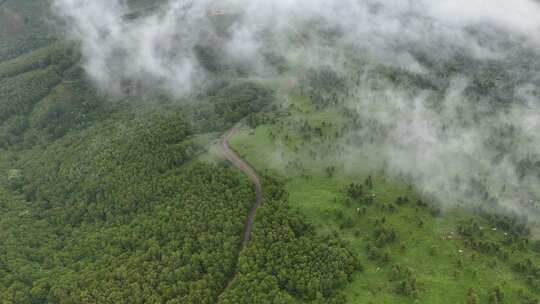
[53,0,540,230]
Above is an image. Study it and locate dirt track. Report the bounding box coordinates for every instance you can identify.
[217,77,299,300]
[221,126,262,246]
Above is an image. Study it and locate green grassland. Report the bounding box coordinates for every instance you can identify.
[229,85,540,303]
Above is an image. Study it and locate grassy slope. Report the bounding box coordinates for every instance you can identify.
[230,90,540,303]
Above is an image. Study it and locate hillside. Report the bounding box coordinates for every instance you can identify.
[1,0,540,303]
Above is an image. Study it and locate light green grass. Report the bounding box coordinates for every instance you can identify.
[228,89,540,303]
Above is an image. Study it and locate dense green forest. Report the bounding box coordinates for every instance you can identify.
[0,63,358,302]
[0,2,360,303]
[0,45,357,304]
[220,178,361,304]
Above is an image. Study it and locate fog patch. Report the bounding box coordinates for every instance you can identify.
[52,0,540,231]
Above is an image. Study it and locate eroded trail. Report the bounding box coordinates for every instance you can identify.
[221,126,262,246]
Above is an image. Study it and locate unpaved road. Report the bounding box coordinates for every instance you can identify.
[218,77,299,300]
[221,126,262,246]
[216,126,262,301]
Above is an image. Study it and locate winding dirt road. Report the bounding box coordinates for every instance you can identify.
[217,78,299,300]
[221,126,262,246]
[216,126,262,301]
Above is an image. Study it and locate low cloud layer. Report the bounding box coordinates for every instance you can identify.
[53,0,540,231]
[52,0,540,91]
[340,71,540,224]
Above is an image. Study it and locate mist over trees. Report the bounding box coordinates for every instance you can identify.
[1,0,540,303]
[49,0,540,225]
